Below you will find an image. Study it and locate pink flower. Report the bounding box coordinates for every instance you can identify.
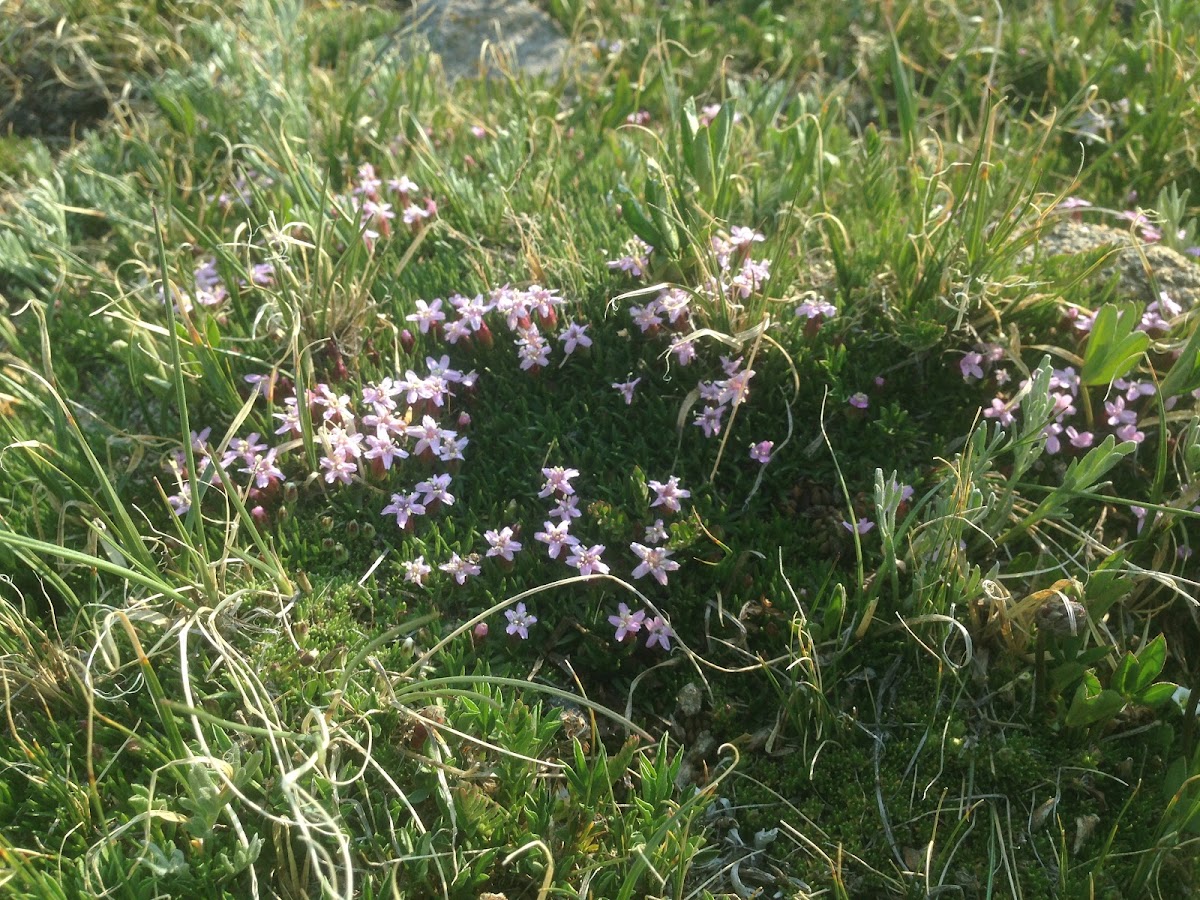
[239,449,283,488]
[415,473,454,507]
[406,298,445,333]
[402,556,432,586]
[644,616,673,651]
[983,398,1016,426]
[630,542,680,586]
[440,553,481,585]
[549,495,581,521]
[608,603,646,642]
[643,519,668,544]
[669,336,697,366]
[539,466,580,498]
[558,322,592,355]
[485,526,523,562]
[749,440,773,464]
[566,543,610,576]
[612,377,641,405]
[382,492,426,529]
[694,405,725,438]
[505,602,537,639]
[534,520,579,560]
[1115,423,1145,444]
[848,392,869,409]
[959,352,984,381]
[648,476,690,513]
[1066,426,1094,448]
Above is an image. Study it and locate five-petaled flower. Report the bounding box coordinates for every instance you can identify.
[566,543,610,576]
[485,526,522,562]
[959,351,984,381]
[440,553,481,585]
[648,476,690,513]
[630,542,681,586]
[842,517,875,535]
[539,466,580,498]
[644,616,673,651]
[749,440,773,464]
[402,556,432,586]
[608,603,646,642]
[505,603,537,639]
[558,322,592,355]
[534,520,579,559]
[382,491,427,529]
[612,377,641,405]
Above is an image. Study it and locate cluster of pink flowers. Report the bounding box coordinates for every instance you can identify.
[606,224,799,466]
[404,284,594,376]
[606,237,652,278]
[608,602,673,650]
[166,426,286,520]
[342,163,436,250]
[963,346,1155,452]
[692,354,757,439]
[164,353,478,531]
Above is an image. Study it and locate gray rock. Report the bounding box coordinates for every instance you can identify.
[409,0,571,82]
[1023,219,1200,309]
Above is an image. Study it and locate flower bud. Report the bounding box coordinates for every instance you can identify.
[475,321,494,349]
[400,329,415,353]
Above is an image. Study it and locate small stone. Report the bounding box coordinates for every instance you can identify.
[676,681,704,717]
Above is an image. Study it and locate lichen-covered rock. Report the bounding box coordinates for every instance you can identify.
[1023,219,1200,309]
[410,0,570,82]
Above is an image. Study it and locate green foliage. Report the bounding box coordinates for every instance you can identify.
[4,0,1200,896]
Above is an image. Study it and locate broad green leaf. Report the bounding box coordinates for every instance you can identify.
[1081,303,1150,386]
[1112,651,1137,696]
[1132,635,1168,694]
[1139,682,1180,707]
[1066,686,1126,727]
[1156,318,1200,400]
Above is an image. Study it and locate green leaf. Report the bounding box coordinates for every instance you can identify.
[1138,682,1180,708]
[1156,317,1200,400]
[1066,681,1126,728]
[1062,435,1137,494]
[1132,635,1168,694]
[1112,651,1137,696]
[617,183,663,250]
[1081,303,1150,386]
